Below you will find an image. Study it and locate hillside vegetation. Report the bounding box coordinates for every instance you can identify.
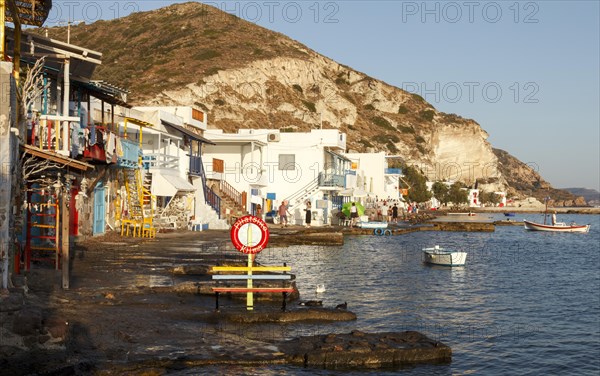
[40,2,577,202]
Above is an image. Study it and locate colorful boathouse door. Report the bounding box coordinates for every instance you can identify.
[93,184,106,235]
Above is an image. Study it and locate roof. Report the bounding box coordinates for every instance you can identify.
[9,30,102,81]
[73,80,131,108]
[21,144,94,171]
[5,0,52,26]
[161,120,215,145]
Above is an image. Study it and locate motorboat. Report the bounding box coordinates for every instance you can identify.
[357,221,388,229]
[503,212,516,217]
[523,220,590,233]
[422,245,467,266]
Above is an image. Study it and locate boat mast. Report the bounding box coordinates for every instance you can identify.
[543,197,549,225]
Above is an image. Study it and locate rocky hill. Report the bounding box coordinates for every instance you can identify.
[562,188,599,207]
[41,1,576,201]
[493,149,576,203]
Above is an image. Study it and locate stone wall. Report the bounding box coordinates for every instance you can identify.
[1,62,16,289]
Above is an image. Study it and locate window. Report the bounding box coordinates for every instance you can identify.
[192,109,204,122]
[278,154,295,170]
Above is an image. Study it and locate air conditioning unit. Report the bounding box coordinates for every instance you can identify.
[268,133,280,142]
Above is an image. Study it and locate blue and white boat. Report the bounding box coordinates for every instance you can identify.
[422,245,467,266]
[357,221,388,229]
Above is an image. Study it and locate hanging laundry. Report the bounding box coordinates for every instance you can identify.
[105,132,117,163]
[115,136,124,158]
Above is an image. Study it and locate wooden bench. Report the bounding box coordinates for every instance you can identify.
[210,265,294,311]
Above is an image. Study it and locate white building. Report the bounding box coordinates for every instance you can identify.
[203,129,351,225]
[344,152,405,203]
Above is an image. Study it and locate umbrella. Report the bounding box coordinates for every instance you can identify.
[342,202,365,218]
[339,188,368,197]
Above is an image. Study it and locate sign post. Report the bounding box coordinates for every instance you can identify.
[230,215,270,310]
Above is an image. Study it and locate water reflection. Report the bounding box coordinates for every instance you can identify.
[249,215,600,375]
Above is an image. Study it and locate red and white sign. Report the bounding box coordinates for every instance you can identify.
[230,215,270,254]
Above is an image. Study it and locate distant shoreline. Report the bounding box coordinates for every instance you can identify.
[436,207,600,215]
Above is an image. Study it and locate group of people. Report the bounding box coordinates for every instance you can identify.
[276,200,313,228]
[263,197,426,227]
[372,200,401,223]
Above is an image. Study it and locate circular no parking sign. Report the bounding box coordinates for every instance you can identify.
[230,215,270,254]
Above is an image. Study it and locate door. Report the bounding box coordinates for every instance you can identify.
[93,184,106,236]
[69,187,79,236]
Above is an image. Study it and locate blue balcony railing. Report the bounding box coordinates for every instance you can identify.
[117,139,140,169]
[385,168,403,175]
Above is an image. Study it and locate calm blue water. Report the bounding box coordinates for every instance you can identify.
[190,214,600,375]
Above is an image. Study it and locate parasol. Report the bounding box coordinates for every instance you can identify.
[342,202,365,218]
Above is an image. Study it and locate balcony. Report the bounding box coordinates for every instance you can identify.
[385,168,403,175]
[117,139,140,169]
[318,172,345,188]
[143,153,179,170]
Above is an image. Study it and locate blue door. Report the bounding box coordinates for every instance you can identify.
[93,184,106,235]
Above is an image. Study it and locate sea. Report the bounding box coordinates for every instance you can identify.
[182,213,600,375]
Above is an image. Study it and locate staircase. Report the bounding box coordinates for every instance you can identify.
[285,178,320,206]
[25,189,60,270]
[121,168,156,237]
[210,180,248,223]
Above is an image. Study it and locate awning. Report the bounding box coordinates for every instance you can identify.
[151,172,195,197]
[21,144,94,171]
[5,0,52,26]
[161,120,216,145]
[72,80,131,108]
[11,30,103,80]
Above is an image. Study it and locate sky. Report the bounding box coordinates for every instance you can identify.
[45,1,600,191]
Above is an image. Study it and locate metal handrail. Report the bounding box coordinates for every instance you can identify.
[142,153,179,170]
[205,187,221,219]
[220,180,243,208]
[284,177,319,204]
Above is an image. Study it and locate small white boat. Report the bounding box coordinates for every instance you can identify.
[357,221,388,229]
[423,245,467,266]
[448,212,476,216]
[523,220,590,233]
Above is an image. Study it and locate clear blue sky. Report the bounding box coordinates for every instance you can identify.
[47,1,600,191]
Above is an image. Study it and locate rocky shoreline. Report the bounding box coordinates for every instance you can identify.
[2,210,597,374]
[1,227,455,375]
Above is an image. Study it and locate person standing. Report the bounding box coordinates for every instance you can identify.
[305,201,312,227]
[278,200,290,227]
[392,204,398,223]
[255,204,262,218]
[350,202,359,227]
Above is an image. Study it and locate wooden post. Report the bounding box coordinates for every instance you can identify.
[0,0,5,61]
[246,253,253,311]
[61,190,70,289]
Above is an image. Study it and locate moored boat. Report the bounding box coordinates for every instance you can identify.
[422,245,467,266]
[504,212,515,217]
[523,220,590,233]
[357,221,388,229]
